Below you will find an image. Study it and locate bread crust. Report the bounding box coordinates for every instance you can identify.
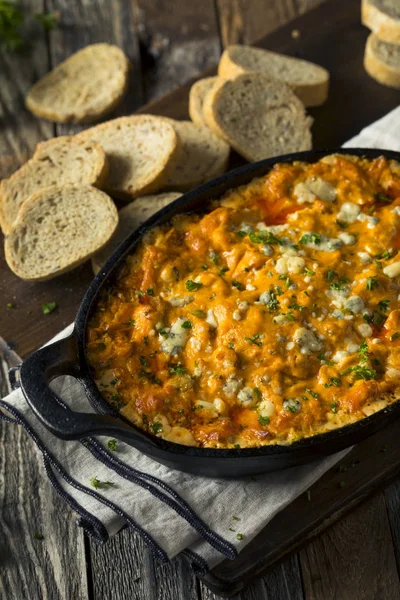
[218,45,329,107]
[189,77,221,126]
[25,44,130,124]
[0,136,108,235]
[5,185,118,281]
[362,0,400,44]
[364,33,400,88]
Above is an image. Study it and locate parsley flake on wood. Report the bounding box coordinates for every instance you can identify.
[42,301,57,315]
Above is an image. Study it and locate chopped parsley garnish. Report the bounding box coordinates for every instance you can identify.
[158,328,169,336]
[324,377,341,388]
[266,292,280,312]
[253,387,262,400]
[146,288,155,296]
[377,299,390,312]
[363,311,386,328]
[219,266,229,276]
[236,533,244,541]
[202,265,209,270]
[249,230,283,245]
[228,342,235,349]
[342,365,377,381]
[376,250,392,260]
[232,516,240,521]
[358,341,369,362]
[42,301,57,315]
[33,532,44,540]
[300,233,321,245]
[278,274,292,288]
[169,362,186,375]
[125,320,135,326]
[375,192,391,203]
[288,302,305,311]
[181,320,192,329]
[237,230,247,238]
[327,270,336,282]
[366,277,379,291]
[90,477,114,490]
[110,377,119,385]
[152,422,163,434]
[275,285,284,296]
[391,332,400,341]
[329,402,338,413]
[210,251,219,264]
[107,439,118,451]
[305,388,319,398]
[258,415,270,426]
[304,267,315,276]
[139,356,149,367]
[191,309,206,318]
[232,280,245,291]
[245,333,262,347]
[186,280,203,292]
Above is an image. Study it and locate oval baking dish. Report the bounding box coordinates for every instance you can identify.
[19,148,400,477]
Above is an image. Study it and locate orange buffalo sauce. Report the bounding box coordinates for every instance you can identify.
[87,155,400,448]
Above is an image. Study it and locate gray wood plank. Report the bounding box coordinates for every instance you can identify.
[0,0,53,175]
[0,337,89,600]
[136,0,221,101]
[384,479,400,574]
[200,555,304,600]
[47,0,145,137]
[300,492,400,600]
[90,527,199,600]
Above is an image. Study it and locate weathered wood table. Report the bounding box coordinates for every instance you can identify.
[2,0,400,598]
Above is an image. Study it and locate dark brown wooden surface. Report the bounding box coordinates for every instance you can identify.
[2,0,400,598]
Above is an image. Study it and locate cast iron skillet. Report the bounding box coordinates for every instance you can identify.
[19,148,400,477]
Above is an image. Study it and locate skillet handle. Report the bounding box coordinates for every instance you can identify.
[19,330,144,442]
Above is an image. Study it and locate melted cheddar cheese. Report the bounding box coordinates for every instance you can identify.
[87,154,400,448]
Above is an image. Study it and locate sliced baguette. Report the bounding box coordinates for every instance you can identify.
[0,136,107,235]
[364,33,400,88]
[189,77,221,126]
[218,45,329,107]
[75,115,179,200]
[26,44,130,124]
[92,192,182,274]
[362,0,400,44]
[5,185,118,281]
[202,73,313,163]
[162,119,230,191]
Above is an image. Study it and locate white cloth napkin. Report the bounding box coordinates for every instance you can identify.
[1,106,400,572]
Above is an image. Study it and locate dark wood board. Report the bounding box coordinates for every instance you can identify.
[2,0,400,598]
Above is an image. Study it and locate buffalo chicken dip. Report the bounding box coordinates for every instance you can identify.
[87,154,400,448]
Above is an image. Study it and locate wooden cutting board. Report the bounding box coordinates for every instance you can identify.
[1,0,400,596]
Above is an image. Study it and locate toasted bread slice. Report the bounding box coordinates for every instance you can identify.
[202,73,312,163]
[26,44,130,124]
[5,185,118,281]
[364,32,400,88]
[0,136,107,235]
[92,192,182,274]
[218,45,329,107]
[76,115,179,200]
[189,77,221,126]
[362,0,400,44]
[162,119,230,191]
